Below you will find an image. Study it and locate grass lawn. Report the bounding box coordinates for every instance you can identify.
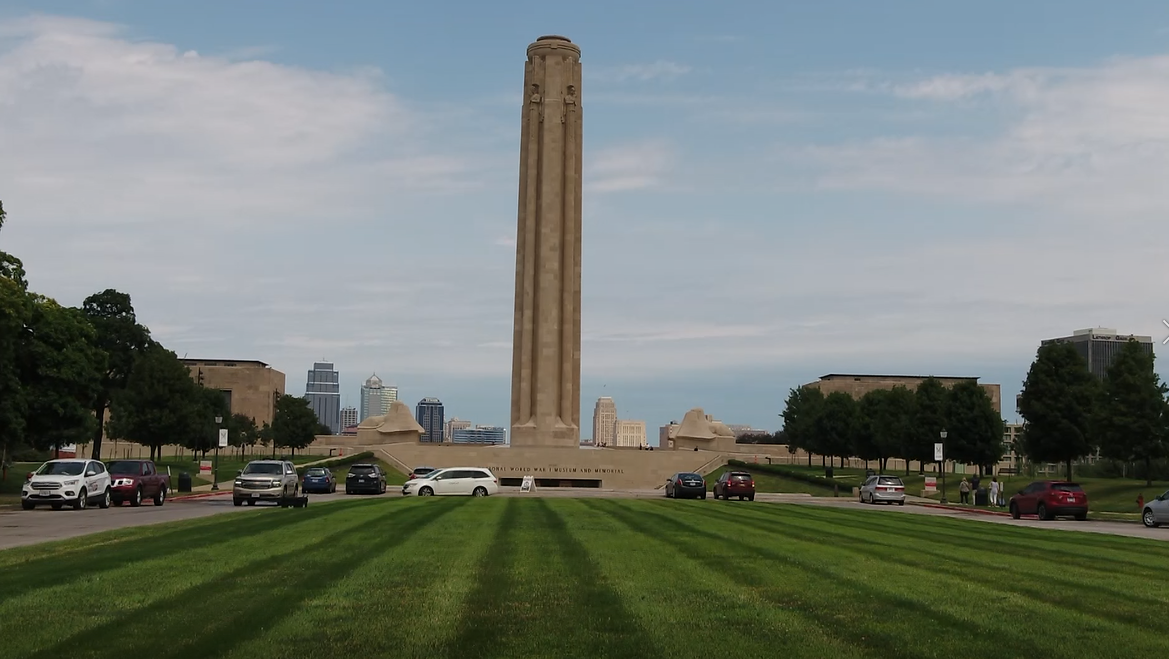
[2,498,1168,657]
[705,464,838,496]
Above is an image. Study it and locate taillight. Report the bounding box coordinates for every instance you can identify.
[749,480,755,487]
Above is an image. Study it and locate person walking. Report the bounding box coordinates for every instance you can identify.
[989,477,1000,508]
[958,477,971,504]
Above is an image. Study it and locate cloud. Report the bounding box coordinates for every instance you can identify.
[589,60,691,82]
[799,55,1169,217]
[584,140,674,192]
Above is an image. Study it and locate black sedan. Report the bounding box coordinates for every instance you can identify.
[666,472,707,499]
[345,464,387,495]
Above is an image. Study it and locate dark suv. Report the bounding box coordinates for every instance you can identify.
[713,471,755,501]
[345,464,388,495]
[1009,481,1088,521]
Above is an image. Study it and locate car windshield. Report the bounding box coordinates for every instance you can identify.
[36,461,85,476]
[1052,483,1083,492]
[305,468,329,476]
[878,477,903,486]
[242,463,283,475]
[730,473,752,480]
[108,461,142,475]
[349,466,376,474]
[680,473,701,480]
[413,468,435,475]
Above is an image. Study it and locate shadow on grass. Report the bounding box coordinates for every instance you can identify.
[442,499,664,659]
[0,499,388,603]
[680,500,1167,631]
[23,499,462,659]
[585,499,1053,659]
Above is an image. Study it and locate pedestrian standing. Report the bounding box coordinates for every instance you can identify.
[989,477,1000,508]
[958,477,971,504]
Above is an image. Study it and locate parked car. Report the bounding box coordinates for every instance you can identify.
[860,475,906,505]
[21,459,112,511]
[1142,490,1169,528]
[108,459,170,507]
[713,471,755,501]
[345,464,387,495]
[409,466,437,480]
[233,460,299,506]
[666,472,706,499]
[402,467,498,497]
[301,467,336,494]
[1009,480,1088,521]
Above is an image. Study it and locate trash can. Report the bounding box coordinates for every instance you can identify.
[974,487,988,506]
[825,466,834,478]
[178,472,192,493]
[866,468,876,477]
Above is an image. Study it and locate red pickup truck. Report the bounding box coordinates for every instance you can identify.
[108,460,170,506]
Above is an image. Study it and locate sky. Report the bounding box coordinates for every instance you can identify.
[1,1,1168,441]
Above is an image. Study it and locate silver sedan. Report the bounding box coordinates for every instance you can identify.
[1142,490,1169,528]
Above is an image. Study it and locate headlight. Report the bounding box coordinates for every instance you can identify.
[234,480,244,486]
[271,480,283,487]
[63,479,79,485]
[113,478,134,487]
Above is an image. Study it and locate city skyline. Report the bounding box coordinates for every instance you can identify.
[2,5,1166,437]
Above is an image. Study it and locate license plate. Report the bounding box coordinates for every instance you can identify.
[251,493,259,498]
[359,479,366,483]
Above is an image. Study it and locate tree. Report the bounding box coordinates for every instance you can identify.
[1096,340,1169,486]
[814,392,857,468]
[83,290,150,460]
[1018,342,1100,481]
[271,395,320,457]
[780,386,825,466]
[854,389,888,469]
[0,200,30,472]
[108,343,203,462]
[0,201,27,288]
[856,387,916,473]
[909,378,948,474]
[19,297,106,456]
[944,380,1004,473]
[227,413,259,458]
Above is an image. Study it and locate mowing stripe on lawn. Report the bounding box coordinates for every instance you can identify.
[570,498,864,659]
[6,499,446,659]
[0,499,377,602]
[630,500,1063,658]
[441,498,664,659]
[685,502,1169,631]
[223,497,505,658]
[650,501,1169,657]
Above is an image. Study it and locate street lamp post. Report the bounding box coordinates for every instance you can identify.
[211,415,223,491]
[939,429,948,504]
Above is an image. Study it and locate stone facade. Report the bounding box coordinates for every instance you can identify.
[181,359,285,427]
[355,400,425,443]
[670,408,739,452]
[509,35,584,448]
[805,374,1002,413]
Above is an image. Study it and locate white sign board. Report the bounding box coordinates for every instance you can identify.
[924,476,937,491]
[218,429,229,448]
[933,442,944,462]
[520,475,535,493]
[198,460,213,475]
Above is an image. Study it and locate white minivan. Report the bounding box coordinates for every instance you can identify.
[402,467,499,497]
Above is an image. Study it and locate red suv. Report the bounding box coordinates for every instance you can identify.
[713,471,755,501]
[1009,481,1088,521]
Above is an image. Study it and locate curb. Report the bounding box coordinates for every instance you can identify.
[918,503,1014,518]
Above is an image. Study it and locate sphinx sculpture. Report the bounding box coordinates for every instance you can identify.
[670,408,737,452]
[356,400,426,443]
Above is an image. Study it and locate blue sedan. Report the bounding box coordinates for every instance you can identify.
[301,467,336,494]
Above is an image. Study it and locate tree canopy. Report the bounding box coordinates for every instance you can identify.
[1018,342,1100,481]
[1095,340,1169,485]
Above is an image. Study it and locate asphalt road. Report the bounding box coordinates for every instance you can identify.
[0,489,1164,550]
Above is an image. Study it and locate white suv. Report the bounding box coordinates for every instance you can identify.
[22,459,112,510]
[402,467,499,497]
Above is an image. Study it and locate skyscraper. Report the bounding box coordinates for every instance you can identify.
[445,417,472,442]
[360,374,398,421]
[592,397,617,447]
[416,397,445,443]
[452,426,507,445]
[304,362,341,434]
[1041,328,1154,378]
[613,420,646,447]
[340,406,359,430]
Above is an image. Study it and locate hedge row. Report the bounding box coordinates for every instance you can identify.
[296,451,375,476]
[726,460,846,492]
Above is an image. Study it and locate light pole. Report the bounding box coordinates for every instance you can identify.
[211,415,223,491]
[939,429,948,504]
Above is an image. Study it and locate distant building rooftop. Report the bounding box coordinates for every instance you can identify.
[818,373,980,381]
[181,359,271,368]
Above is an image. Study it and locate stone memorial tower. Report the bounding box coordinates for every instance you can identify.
[509,35,583,448]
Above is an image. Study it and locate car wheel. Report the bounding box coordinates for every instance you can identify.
[233,498,243,507]
[749,494,755,501]
[1143,509,1159,528]
[1036,503,1049,520]
[897,500,904,506]
[700,492,707,500]
[130,486,142,507]
[380,483,387,495]
[73,488,88,510]
[419,487,434,497]
[1009,503,1020,519]
[246,499,255,506]
[473,486,488,497]
[154,487,166,506]
[739,495,745,501]
[99,488,111,509]
[21,500,34,510]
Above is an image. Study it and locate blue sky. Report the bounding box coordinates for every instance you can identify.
[1,1,1167,440]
